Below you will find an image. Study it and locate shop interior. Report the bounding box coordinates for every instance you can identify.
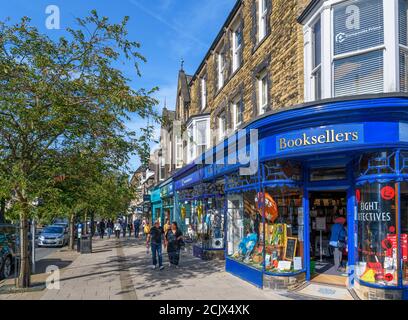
[309,190,348,285]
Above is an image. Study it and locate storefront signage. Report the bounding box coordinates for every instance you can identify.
[402,234,408,262]
[276,124,364,154]
[175,169,203,190]
[357,201,392,222]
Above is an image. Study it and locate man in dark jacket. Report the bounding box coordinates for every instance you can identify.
[134,218,141,238]
[99,220,106,239]
[147,220,164,270]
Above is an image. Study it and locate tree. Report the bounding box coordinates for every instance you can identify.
[0,11,159,287]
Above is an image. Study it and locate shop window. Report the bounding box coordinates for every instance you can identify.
[264,160,301,181]
[332,0,384,97]
[227,191,264,270]
[400,151,408,174]
[355,182,399,286]
[310,166,347,182]
[357,151,396,176]
[401,182,408,285]
[263,187,304,274]
[202,197,225,250]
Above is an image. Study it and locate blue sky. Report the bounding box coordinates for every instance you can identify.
[0,0,236,172]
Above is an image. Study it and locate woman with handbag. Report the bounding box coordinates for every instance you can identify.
[165,222,183,268]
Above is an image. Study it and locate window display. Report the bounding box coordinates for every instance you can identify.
[263,187,304,273]
[227,191,263,270]
[355,182,398,286]
[202,197,225,249]
[401,182,408,285]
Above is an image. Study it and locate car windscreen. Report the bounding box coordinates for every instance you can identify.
[43,227,63,234]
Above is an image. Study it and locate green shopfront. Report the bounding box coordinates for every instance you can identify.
[160,179,174,225]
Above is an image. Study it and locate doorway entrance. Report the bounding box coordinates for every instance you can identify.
[309,191,348,286]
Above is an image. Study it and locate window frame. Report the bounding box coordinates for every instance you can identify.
[312,17,322,101]
[218,51,225,90]
[186,116,211,164]
[201,76,207,109]
[232,22,243,73]
[218,112,227,142]
[258,69,268,115]
[232,96,243,131]
[258,0,268,42]
[330,0,386,97]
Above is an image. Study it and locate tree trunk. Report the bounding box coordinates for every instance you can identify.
[69,213,75,250]
[0,198,5,224]
[18,212,31,288]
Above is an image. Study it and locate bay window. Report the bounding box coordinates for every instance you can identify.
[332,0,384,97]
[175,135,183,168]
[186,116,210,163]
[302,0,408,102]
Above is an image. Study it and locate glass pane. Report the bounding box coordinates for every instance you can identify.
[401,182,408,285]
[333,0,384,56]
[313,19,321,68]
[263,187,304,273]
[313,68,322,100]
[227,191,263,270]
[334,50,383,97]
[399,0,408,46]
[202,197,225,249]
[357,151,396,176]
[196,120,207,145]
[310,166,347,181]
[400,49,408,92]
[355,182,398,286]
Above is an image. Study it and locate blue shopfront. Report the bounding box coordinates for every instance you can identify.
[174,164,226,260]
[151,188,162,224]
[175,95,408,299]
[160,179,174,225]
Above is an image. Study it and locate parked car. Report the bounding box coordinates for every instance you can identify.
[0,224,17,280]
[37,225,69,247]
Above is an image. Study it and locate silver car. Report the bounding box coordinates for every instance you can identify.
[37,225,69,247]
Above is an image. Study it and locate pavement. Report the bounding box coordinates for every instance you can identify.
[0,237,292,300]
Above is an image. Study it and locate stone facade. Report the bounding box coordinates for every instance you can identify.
[183,0,310,148]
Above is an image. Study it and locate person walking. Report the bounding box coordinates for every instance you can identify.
[122,220,127,238]
[146,220,164,270]
[143,219,150,240]
[114,220,122,239]
[99,219,106,239]
[163,219,171,235]
[165,222,183,268]
[134,217,141,238]
[107,219,113,239]
[329,216,347,272]
[127,221,132,237]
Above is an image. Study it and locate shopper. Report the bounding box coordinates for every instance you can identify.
[99,219,106,239]
[165,222,183,268]
[146,220,164,270]
[114,220,122,239]
[122,220,127,238]
[134,217,141,238]
[163,219,171,236]
[107,219,113,239]
[127,221,132,237]
[143,219,150,239]
[329,216,347,272]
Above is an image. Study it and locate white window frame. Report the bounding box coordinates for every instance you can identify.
[232,97,243,131]
[186,116,210,164]
[311,17,322,101]
[258,70,268,115]
[175,135,183,169]
[232,23,243,73]
[258,0,268,42]
[303,0,398,102]
[201,76,207,109]
[218,113,227,142]
[218,52,225,90]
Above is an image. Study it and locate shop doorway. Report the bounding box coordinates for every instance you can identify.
[309,191,348,286]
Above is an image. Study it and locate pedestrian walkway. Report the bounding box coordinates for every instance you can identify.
[0,237,291,300]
